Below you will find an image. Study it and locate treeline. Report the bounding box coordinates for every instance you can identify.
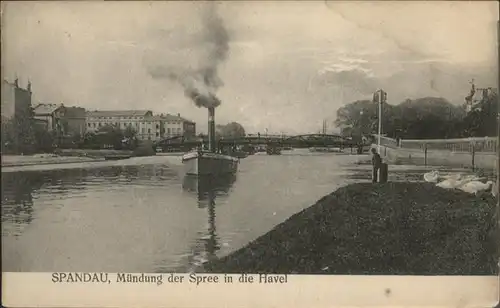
[1,105,142,154]
[335,92,498,141]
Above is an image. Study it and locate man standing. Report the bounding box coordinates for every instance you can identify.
[371,148,382,183]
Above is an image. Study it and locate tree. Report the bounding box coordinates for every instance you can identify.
[335,100,392,138]
[1,105,37,154]
[335,97,473,140]
[122,126,138,149]
[33,125,55,153]
[216,122,246,139]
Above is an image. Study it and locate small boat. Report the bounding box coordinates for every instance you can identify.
[182,150,239,176]
[230,151,249,159]
[104,155,132,160]
[266,147,281,155]
[309,147,342,153]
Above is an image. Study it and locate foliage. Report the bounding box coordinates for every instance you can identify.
[77,125,139,150]
[335,95,496,140]
[1,106,36,154]
[216,122,246,139]
[133,141,156,157]
[33,126,55,153]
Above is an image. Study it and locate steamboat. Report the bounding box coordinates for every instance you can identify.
[182,107,239,176]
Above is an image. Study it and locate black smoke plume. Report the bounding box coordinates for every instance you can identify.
[147,3,229,109]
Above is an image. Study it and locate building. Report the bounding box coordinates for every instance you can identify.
[33,103,66,133]
[84,110,196,141]
[464,80,498,113]
[157,113,196,140]
[85,110,156,140]
[1,79,32,121]
[62,106,87,137]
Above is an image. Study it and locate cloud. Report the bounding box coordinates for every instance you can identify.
[317,68,378,95]
[2,1,497,134]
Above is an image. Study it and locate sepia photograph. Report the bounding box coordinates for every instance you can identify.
[1,0,499,306]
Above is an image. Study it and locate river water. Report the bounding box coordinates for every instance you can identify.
[1,151,466,273]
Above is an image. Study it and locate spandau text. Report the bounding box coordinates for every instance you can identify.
[52,272,111,284]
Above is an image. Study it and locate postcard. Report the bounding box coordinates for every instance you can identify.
[1,1,499,307]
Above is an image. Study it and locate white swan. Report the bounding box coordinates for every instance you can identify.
[440,173,461,181]
[491,181,498,198]
[435,177,475,190]
[423,170,439,183]
[436,179,461,189]
[459,180,494,195]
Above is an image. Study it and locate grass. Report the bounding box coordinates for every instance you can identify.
[205,182,498,275]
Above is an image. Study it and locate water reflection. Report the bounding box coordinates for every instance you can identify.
[1,165,180,237]
[1,172,46,233]
[182,174,237,271]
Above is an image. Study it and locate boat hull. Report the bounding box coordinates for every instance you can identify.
[309,147,342,153]
[182,151,239,176]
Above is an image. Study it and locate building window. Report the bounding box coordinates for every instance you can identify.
[167,128,171,134]
[148,136,151,140]
[156,132,159,137]
[156,124,159,129]
[88,123,91,127]
[148,128,151,133]
[142,128,145,133]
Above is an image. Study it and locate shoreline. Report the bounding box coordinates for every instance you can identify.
[204,182,498,275]
[1,156,105,168]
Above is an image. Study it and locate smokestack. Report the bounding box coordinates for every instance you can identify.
[208,107,216,152]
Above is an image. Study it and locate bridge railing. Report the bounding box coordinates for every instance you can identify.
[371,135,399,149]
[400,137,497,153]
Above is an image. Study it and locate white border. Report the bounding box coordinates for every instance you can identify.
[2,273,498,307]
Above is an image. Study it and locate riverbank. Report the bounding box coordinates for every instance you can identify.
[1,148,149,168]
[1,155,104,167]
[205,182,498,275]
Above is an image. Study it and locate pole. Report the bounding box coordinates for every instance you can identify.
[378,91,382,154]
[424,144,428,166]
[471,142,475,171]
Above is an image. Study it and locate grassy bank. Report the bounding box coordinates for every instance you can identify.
[205,182,498,275]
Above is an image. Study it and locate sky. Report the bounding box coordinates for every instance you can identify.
[2,1,498,134]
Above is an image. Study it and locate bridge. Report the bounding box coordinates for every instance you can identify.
[154,134,362,151]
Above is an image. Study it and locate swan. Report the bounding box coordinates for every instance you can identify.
[440,173,461,181]
[423,170,439,183]
[435,177,475,190]
[491,181,498,198]
[459,180,494,195]
[436,179,461,189]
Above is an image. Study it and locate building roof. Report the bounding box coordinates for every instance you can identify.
[156,113,195,123]
[85,110,152,117]
[33,103,64,115]
[63,106,86,118]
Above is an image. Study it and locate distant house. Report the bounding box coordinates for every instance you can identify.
[62,106,86,136]
[158,113,197,140]
[84,110,196,141]
[464,82,497,113]
[85,110,154,140]
[1,79,32,121]
[33,103,66,133]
